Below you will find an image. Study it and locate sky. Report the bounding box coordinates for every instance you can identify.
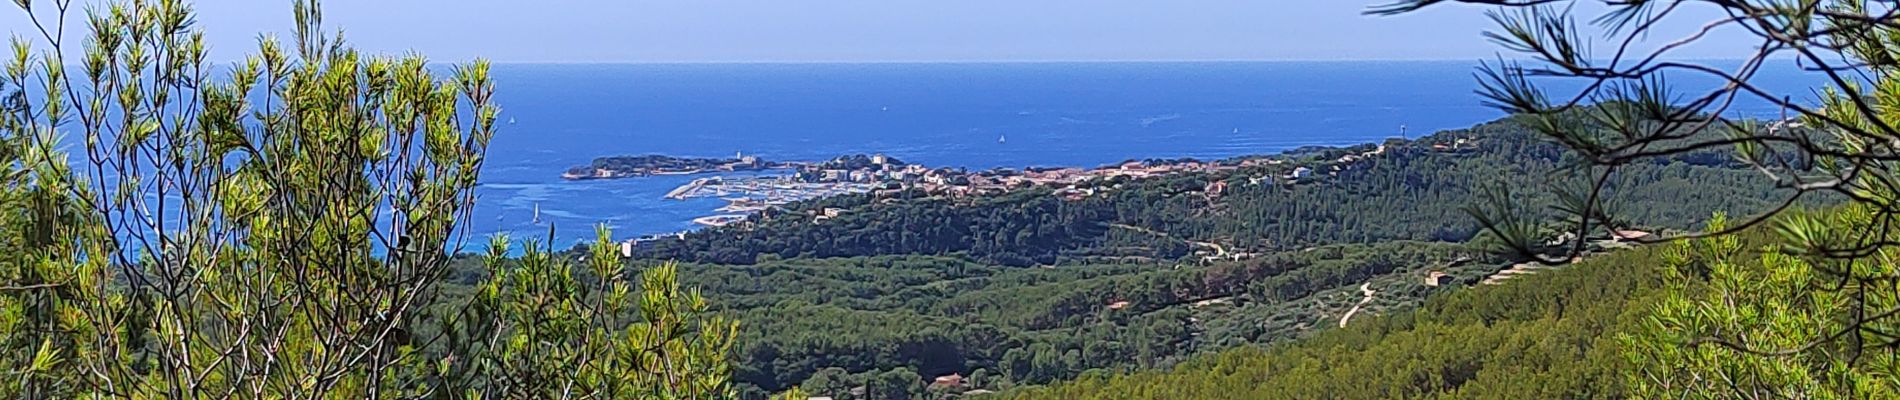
[4,0,1758,63]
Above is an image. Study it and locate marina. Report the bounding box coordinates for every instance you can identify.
[659,174,883,229]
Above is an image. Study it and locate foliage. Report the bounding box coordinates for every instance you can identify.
[0,0,740,399]
[499,241,1500,397]
[0,32,103,398]
[436,230,742,398]
[1382,0,1900,396]
[995,231,1670,399]
[1625,210,1900,398]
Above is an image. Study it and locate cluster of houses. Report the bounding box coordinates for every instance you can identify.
[766,133,1486,206]
[629,134,1491,252]
[793,154,945,184]
[785,154,1277,201]
[1271,135,1480,183]
[618,231,688,258]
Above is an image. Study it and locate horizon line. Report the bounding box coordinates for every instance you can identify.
[435,57,1764,65]
[168,56,1766,66]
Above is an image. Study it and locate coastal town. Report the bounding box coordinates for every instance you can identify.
[658,153,1275,228]
[575,133,1485,253]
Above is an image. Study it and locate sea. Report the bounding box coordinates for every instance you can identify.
[471,61,1821,249]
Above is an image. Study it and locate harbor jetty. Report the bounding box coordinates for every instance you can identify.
[563,153,791,180]
[667,177,718,199]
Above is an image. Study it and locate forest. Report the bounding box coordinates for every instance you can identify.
[446,241,1501,398]
[512,109,1813,398]
[997,207,1900,399]
[993,230,1667,399]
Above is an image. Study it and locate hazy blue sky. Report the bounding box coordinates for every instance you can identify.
[5,0,1756,63]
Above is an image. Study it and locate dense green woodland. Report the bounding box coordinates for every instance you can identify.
[633,115,1792,267]
[449,241,1501,398]
[994,207,1900,399]
[995,232,1665,399]
[441,111,1806,399]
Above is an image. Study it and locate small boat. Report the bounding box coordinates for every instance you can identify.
[998,134,1007,144]
[532,203,542,224]
[509,117,517,125]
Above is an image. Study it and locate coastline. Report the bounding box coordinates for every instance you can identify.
[574,131,1483,251]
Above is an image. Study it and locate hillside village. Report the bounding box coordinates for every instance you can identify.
[618,132,1488,256]
[700,133,1477,212]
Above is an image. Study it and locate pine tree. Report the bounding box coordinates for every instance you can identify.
[0,0,740,398]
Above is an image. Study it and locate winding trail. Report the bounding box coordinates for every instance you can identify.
[1108,223,1227,257]
[1339,282,1376,328]
[1480,263,1550,285]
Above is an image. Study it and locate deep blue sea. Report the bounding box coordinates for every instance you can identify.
[472,61,1819,248]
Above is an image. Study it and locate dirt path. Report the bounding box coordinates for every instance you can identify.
[1339,282,1375,328]
[1108,223,1226,257]
[1480,263,1549,285]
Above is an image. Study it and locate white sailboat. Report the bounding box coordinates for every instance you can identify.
[998,134,1007,144]
[532,203,542,225]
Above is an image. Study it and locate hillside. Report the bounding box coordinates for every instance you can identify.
[547,111,1818,399]
[632,113,1791,267]
[994,204,1900,399]
[673,242,1501,398]
[996,237,1667,399]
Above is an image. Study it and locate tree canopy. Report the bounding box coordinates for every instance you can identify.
[1373,0,1900,396]
[0,1,743,398]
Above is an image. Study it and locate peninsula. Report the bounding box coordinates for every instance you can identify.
[561,153,791,180]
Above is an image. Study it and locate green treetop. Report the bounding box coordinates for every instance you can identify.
[0,0,747,398]
[1382,0,1900,396]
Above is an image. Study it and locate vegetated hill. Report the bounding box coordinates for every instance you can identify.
[632,113,1792,267]
[657,242,1509,399]
[994,239,1670,399]
[575,111,1816,399]
[448,231,1521,398]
